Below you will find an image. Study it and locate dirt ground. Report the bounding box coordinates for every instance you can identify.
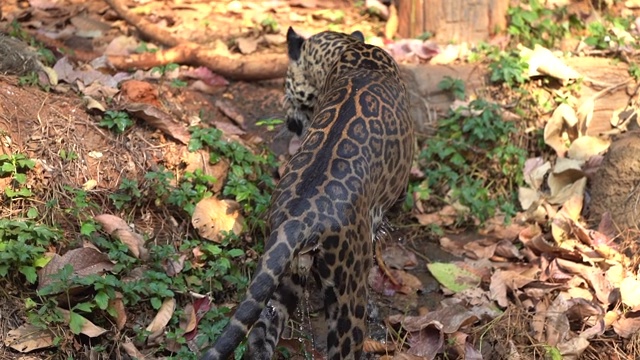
[2,0,640,359]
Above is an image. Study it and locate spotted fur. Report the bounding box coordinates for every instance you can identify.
[201,27,414,360]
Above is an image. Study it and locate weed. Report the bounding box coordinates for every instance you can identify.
[417,31,433,41]
[0,218,61,283]
[507,0,581,49]
[584,17,634,50]
[438,76,466,100]
[109,178,143,210]
[260,15,279,33]
[59,149,78,162]
[416,99,526,223]
[256,118,284,131]
[18,71,51,91]
[188,126,277,230]
[630,63,640,81]
[0,153,36,198]
[99,110,135,133]
[487,49,528,87]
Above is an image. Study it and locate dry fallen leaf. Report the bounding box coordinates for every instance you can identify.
[620,277,640,308]
[109,292,127,330]
[121,339,146,359]
[58,308,108,338]
[180,303,198,334]
[567,136,611,161]
[4,323,55,353]
[146,298,176,342]
[95,214,149,260]
[38,247,114,291]
[191,197,244,242]
[236,37,259,55]
[121,102,191,145]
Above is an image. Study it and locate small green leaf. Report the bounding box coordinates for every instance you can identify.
[150,297,162,310]
[19,265,38,284]
[81,222,97,236]
[34,255,52,268]
[68,311,85,334]
[95,291,110,310]
[226,249,245,258]
[74,302,94,313]
[26,207,38,219]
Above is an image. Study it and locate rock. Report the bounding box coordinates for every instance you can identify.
[590,131,640,230]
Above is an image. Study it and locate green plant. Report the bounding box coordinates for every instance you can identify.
[416,31,433,41]
[487,50,528,87]
[0,218,61,283]
[109,178,143,210]
[507,0,581,49]
[584,17,633,50]
[416,99,526,223]
[99,110,134,133]
[0,153,36,198]
[260,15,279,33]
[59,149,78,162]
[188,127,277,230]
[256,118,284,131]
[151,62,178,77]
[438,76,466,100]
[630,63,640,81]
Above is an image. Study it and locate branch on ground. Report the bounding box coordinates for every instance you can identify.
[103,0,287,80]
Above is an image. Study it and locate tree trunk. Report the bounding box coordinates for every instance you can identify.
[396,0,509,43]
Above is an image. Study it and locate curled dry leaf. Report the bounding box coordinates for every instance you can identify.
[236,37,259,55]
[146,298,176,341]
[382,244,418,270]
[414,205,457,227]
[95,214,149,260]
[163,254,186,277]
[520,44,582,84]
[567,136,611,161]
[38,247,114,291]
[58,308,108,337]
[544,105,570,157]
[191,197,244,243]
[547,177,586,205]
[576,99,594,136]
[183,150,229,193]
[620,277,640,308]
[490,270,536,307]
[523,157,550,190]
[557,336,590,359]
[121,339,145,359]
[391,269,424,294]
[612,309,640,338]
[121,102,191,144]
[180,303,198,334]
[109,292,127,330]
[363,338,395,354]
[4,323,55,353]
[544,294,570,346]
[547,158,584,200]
[518,187,540,211]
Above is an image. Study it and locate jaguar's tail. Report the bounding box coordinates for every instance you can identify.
[200,220,304,360]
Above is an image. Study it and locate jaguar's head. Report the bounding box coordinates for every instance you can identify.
[283,27,364,137]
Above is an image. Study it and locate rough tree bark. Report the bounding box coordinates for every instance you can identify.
[396,0,509,43]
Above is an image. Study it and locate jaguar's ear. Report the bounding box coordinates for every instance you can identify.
[287,27,304,61]
[350,30,365,42]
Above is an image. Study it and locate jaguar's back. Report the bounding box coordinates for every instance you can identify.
[201,27,414,360]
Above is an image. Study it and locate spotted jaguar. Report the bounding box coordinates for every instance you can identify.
[201,27,414,360]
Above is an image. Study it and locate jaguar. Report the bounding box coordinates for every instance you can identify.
[201,27,414,360]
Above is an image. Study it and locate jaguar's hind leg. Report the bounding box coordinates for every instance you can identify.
[320,231,373,359]
[246,273,306,360]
